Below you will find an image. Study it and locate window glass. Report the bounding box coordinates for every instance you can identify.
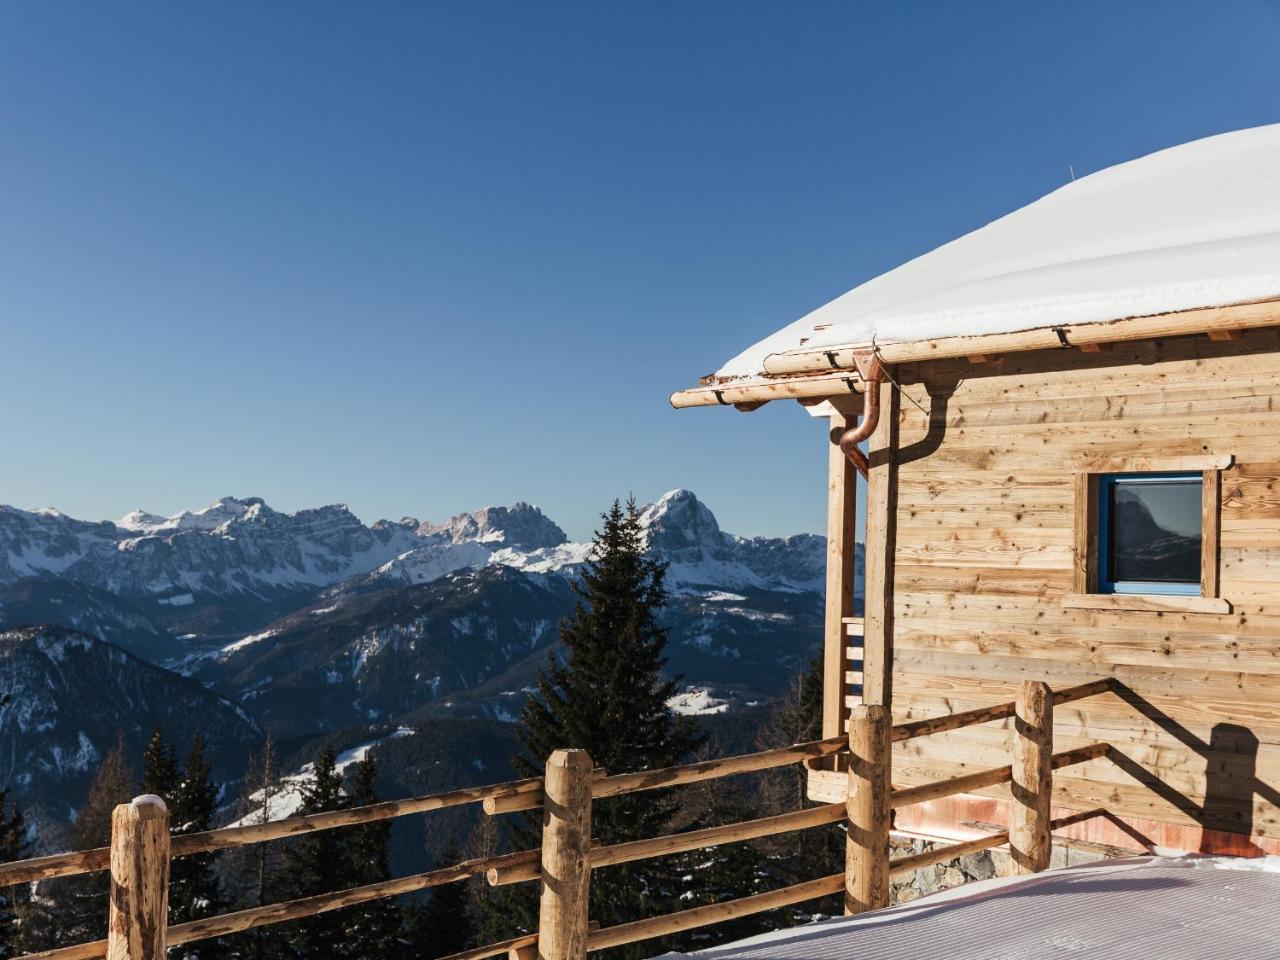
[1101,474,1201,590]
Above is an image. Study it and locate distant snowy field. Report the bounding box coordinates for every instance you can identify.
[227,727,415,827]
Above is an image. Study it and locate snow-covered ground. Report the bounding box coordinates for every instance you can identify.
[654,853,1280,959]
[226,727,415,827]
[666,687,731,716]
[221,629,276,655]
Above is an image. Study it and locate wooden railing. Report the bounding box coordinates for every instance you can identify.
[6,777,555,960]
[2,678,1116,960]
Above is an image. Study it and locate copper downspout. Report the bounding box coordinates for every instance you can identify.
[836,350,886,477]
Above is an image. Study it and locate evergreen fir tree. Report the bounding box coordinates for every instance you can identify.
[405,843,473,958]
[281,746,353,957]
[755,654,843,919]
[219,736,289,960]
[137,729,227,956]
[343,755,402,959]
[52,735,135,945]
[668,769,773,951]
[169,735,226,959]
[140,728,180,801]
[498,498,701,958]
[462,812,512,948]
[0,789,25,959]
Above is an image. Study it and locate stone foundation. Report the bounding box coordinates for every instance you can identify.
[888,835,1112,904]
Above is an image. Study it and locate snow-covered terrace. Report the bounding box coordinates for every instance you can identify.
[659,856,1280,960]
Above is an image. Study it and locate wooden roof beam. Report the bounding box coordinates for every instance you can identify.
[670,371,866,410]
[756,297,1280,378]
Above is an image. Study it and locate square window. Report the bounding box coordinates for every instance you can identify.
[1098,473,1202,595]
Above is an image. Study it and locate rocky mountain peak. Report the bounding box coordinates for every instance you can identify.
[116,496,262,536]
[117,509,168,532]
[419,503,568,552]
[639,489,729,562]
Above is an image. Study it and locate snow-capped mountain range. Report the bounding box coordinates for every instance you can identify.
[0,490,825,642]
[0,496,419,604]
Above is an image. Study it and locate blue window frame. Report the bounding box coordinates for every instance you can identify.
[1097,472,1202,596]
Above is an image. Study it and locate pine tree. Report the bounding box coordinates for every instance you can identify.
[406,843,473,958]
[140,728,180,801]
[343,755,402,959]
[169,735,225,959]
[499,498,701,958]
[668,767,772,951]
[219,736,289,960]
[52,735,135,945]
[281,746,352,957]
[0,790,25,959]
[462,812,511,948]
[137,729,228,956]
[755,654,843,919]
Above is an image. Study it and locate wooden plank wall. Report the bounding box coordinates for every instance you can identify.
[886,328,1280,847]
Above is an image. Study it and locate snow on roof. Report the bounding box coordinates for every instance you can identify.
[717,124,1280,381]
[657,854,1280,960]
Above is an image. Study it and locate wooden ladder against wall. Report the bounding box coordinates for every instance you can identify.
[843,616,865,715]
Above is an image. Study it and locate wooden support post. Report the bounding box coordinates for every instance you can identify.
[861,381,899,707]
[537,750,593,960]
[824,411,859,750]
[845,705,891,915]
[107,795,170,960]
[1010,681,1053,875]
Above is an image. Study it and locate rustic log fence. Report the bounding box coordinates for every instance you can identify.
[2,678,1114,960]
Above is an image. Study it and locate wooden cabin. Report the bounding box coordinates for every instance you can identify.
[672,124,1280,860]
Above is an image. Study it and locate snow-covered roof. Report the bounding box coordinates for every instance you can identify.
[716,124,1280,381]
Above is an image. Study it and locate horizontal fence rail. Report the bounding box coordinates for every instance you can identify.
[890,742,1111,809]
[8,778,550,960]
[483,735,849,815]
[891,678,1114,742]
[592,735,848,798]
[0,776,546,888]
[6,676,1124,960]
[487,802,848,887]
[586,873,846,952]
[167,850,536,945]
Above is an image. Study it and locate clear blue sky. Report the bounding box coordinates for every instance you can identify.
[2,2,1278,540]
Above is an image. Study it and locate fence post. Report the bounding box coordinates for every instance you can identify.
[537,749,593,960]
[107,794,170,960]
[1011,681,1053,874]
[845,704,891,914]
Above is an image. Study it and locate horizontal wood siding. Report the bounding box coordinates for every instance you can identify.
[888,328,1280,846]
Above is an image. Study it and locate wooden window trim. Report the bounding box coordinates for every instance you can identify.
[1066,456,1231,615]
[1071,473,1099,595]
[1073,454,1234,473]
[1062,593,1231,614]
[1201,467,1221,600]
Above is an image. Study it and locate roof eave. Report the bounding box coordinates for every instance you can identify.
[671,296,1280,411]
